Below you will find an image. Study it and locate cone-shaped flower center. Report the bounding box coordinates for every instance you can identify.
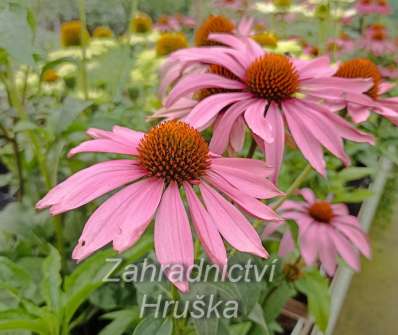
[245,54,300,101]
[156,33,189,56]
[195,15,235,46]
[335,58,381,100]
[198,64,240,100]
[137,121,210,184]
[308,201,334,223]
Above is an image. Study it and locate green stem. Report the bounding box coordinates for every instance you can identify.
[5,62,65,261]
[246,137,257,158]
[271,163,313,210]
[128,0,138,41]
[78,0,89,100]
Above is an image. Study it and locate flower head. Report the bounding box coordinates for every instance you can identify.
[278,188,371,275]
[356,0,391,15]
[42,69,59,83]
[155,15,181,32]
[156,33,189,57]
[131,13,153,33]
[334,58,398,125]
[36,121,282,292]
[252,32,278,48]
[194,15,235,47]
[93,26,113,38]
[162,35,374,180]
[60,20,89,47]
[360,24,395,56]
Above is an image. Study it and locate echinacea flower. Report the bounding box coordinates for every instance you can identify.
[379,62,398,80]
[93,26,113,39]
[155,15,181,32]
[276,188,371,275]
[156,33,189,57]
[157,15,253,99]
[36,121,282,291]
[356,0,391,15]
[360,24,395,56]
[131,13,153,33]
[163,34,374,180]
[334,58,398,125]
[60,20,89,47]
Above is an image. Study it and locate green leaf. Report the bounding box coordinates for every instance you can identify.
[0,318,48,334]
[295,270,330,332]
[133,315,173,335]
[99,308,139,335]
[263,282,296,323]
[0,2,35,65]
[41,245,62,313]
[193,317,219,335]
[229,322,251,335]
[334,188,373,203]
[338,167,373,182]
[248,303,270,335]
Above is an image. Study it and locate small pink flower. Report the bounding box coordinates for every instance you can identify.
[36,121,282,292]
[279,188,371,275]
[359,24,395,56]
[356,0,392,15]
[212,0,247,10]
[379,62,398,80]
[155,16,181,32]
[162,34,374,180]
[334,58,398,125]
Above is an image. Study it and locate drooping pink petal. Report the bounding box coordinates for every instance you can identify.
[333,221,371,258]
[299,188,315,204]
[318,225,337,275]
[199,182,268,258]
[205,171,281,221]
[301,77,372,93]
[347,103,371,123]
[166,73,245,107]
[329,229,360,271]
[72,177,151,261]
[279,200,308,212]
[331,204,349,216]
[155,182,194,292]
[294,56,335,79]
[300,222,319,265]
[283,101,326,175]
[292,99,350,165]
[113,178,164,252]
[279,230,295,257]
[36,160,146,214]
[184,183,227,267]
[378,82,394,95]
[209,100,253,154]
[209,162,282,199]
[185,92,252,129]
[244,100,274,143]
[68,139,137,157]
[263,103,285,183]
[230,116,246,152]
[210,157,273,178]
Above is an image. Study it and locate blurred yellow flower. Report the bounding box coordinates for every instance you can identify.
[156,32,188,57]
[42,69,59,83]
[272,0,292,8]
[60,20,90,47]
[252,32,278,48]
[93,26,113,39]
[131,13,153,33]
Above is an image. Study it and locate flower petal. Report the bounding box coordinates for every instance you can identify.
[155,182,194,292]
[244,100,274,143]
[329,229,360,271]
[200,182,268,258]
[184,183,227,267]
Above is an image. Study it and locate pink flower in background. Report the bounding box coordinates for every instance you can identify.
[175,14,196,29]
[334,58,398,125]
[36,121,282,292]
[356,0,391,15]
[326,33,354,57]
[163,34,374,181]
[360,24,395,56]
[155,15,181,32]
[379,63,398,80]
[213,0,248,10]
[279,188,371,275]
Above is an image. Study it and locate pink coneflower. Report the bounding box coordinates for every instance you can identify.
[175,13,196,29]
[158,15,252,99]
[379,62,398,80]
[213,0,248,10]
[334,58,398,125]
[326,33,354,57]
[360,24,395,56]
[356,0,391,15]
[278,188,371,275]
[155,15,181,32]
[36,121,281,291]
[163,34,374,181]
